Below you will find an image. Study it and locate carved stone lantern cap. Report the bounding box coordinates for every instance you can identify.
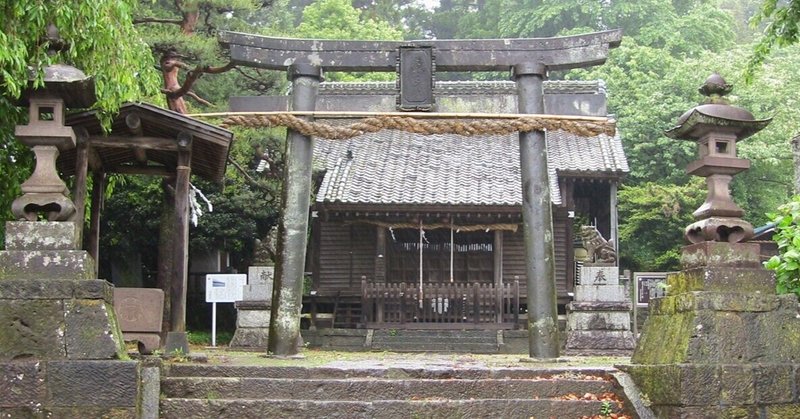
[665,73,771,141]
[17,63,97,109]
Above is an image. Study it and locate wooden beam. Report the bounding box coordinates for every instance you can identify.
[220,30,622,72]
[88,135,178,151]
[494,230,503,323]
[125,113,143,136]
[133,148,148,164]
[110,165,172,177]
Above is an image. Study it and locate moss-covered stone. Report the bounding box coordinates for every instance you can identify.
[680,242,761,269]
[765,404,800,418]
[65,299,126,360]
[632,310,693,364]
[0,299,66,360]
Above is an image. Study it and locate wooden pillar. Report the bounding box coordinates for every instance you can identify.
[157,177,176,336]
[564,179,576,293]
[375,226,386,282]
[87,171,106,276]
[72,129,90,244]
[609,181,619,257]
[494,230,503,323]
[166,132,192,353]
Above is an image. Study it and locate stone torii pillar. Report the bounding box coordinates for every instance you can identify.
[219,30,622,358]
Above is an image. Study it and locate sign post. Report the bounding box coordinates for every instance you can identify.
[205,274,247,346]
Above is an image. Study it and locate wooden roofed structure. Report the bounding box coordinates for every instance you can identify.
[231,81,629,330]
[60,103,234,346]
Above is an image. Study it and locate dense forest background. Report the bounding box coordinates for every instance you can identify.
[2,0,799,280]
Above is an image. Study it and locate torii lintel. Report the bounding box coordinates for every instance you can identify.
[219,29,622,72]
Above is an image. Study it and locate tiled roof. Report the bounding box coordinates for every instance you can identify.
[314,129,628,207]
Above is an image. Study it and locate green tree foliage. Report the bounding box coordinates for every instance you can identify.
[746,0,800,81]
[618,180,705,271]
[133,0,290,112]
[0,0,160,244]
[765,195,800,297]
[295,0,403,81]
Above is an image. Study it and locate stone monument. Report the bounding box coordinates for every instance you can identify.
[624,74,800,417]
[565,225,636,354]
[0,50,141,416]
[229,233,275,348]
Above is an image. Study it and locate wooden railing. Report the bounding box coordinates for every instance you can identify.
[361,280,520,329]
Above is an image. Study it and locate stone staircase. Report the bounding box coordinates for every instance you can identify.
[159,363,636,418]
[369,329,500,353]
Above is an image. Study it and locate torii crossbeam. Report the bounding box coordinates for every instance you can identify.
[219,29,622,359]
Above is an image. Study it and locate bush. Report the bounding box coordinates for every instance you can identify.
[764,195,800,297]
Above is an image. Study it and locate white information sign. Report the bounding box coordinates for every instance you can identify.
[205,274,246,346]
[205,274,246,303]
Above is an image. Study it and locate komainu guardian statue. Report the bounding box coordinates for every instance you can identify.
[580,225,616,264]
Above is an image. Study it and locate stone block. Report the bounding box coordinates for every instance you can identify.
[631,311,694,364]
[141,366,160,419]
[0,299,66,360]
[765,404,800,418]
[73,280,114,301]
[720,406,760,419]
[567,311,631,331]
[667,267,775,294]
[64,299,125,360]
[754,364,794,404]
[651,292,781,315]
[568,301,631,311]
[237,309,271,328]
[4,221,80,250]
[579,265,619,285]
[574,284,628,302]
[229,328,270,348]
[564,330,635,350]
[45,407,137,418]
[245,266,274,301]
[680,364,721,405]
[123,333,160,354]
[0,250,95,280]
[680,242,761,269]
[0,278,74,300]
[622,364,682,405]
[47,360,139,407]
[0,361,46,407]
[720,365,754,405]
[113,288,163,333]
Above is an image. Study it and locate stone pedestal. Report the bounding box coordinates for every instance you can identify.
[0,221,125,360]
[566,264,635,354]
[624,242,800,417]
[230,265,274,349]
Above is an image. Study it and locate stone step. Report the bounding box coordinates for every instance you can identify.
[160,398,621,419]
[370,330,499,352]
[164,364,616,380]
[161,377,616,400]
[370,341,498,353]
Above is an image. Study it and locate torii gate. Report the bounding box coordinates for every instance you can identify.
[219,30,622,358]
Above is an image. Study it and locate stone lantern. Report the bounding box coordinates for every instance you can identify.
[11,63,96,222]
[625,75,800,418]
[664,73,770,244]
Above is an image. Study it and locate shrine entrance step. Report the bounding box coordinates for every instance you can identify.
[370,329,500,353]
[159,362,637,419]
